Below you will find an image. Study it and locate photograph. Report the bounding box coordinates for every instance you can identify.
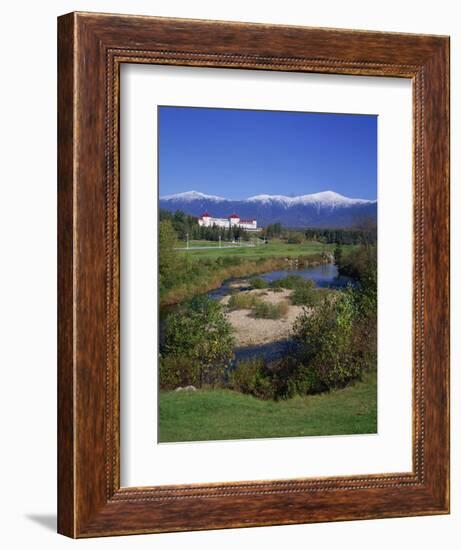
[158,106,378,443]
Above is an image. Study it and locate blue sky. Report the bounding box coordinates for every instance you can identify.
[158,106,377,200]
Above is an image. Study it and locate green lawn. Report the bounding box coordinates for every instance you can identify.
[158,369,377,443]
[186,239,225,247]
[181,239,336,261]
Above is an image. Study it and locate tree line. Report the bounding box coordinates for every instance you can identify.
[303,226,377,245]
[160,208,377,246]
[263,222,377,246]
[159,209,251,242]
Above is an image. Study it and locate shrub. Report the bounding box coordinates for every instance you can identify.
[252,301,272,318]
[250,276,268,289]
[228,292,290,320]
[316,288,335,300]
[228,293,261,310]
[159,355,228,390]
[290,280,319,307]
[336,244,377,284]
[230,357,275,400]
[287,362,324,395]
[161,296,234,387]
[252,300,289,319]
[159,220,189,296]
[334,242,343,265]
[268,276,321,307]
[230,353,322,401]
[159,355,199,390]
[261,356,296,399]
[266,355,324,398]
[277,301,290,316]
[270,275,305,290]
[290,289,369,390]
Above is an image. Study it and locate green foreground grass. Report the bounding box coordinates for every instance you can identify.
[183,239,335,261]
[158,369,377,442]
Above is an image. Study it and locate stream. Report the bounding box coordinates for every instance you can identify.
[207,262,353,301]
[161,262,354,365]
[228,263,353,364]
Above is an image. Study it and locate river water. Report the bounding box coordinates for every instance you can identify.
[227,263,354,364]
[207,262,352,301]
[203,262,354,365]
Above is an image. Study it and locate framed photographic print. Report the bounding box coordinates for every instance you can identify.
[58,12,450,538]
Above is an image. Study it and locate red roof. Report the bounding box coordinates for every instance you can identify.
[229,213,240,219]
[201,212,211,217]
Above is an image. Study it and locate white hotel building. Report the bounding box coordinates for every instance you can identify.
[197,212,259,232]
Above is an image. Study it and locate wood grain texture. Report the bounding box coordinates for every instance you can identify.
[57,12,75,537]
[57,12,450,538]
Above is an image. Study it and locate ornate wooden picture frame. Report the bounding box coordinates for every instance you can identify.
[58,12,450,538]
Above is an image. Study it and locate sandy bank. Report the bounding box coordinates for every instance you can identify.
[220,288,308,347]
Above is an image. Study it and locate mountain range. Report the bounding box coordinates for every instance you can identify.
[160,190,377,228]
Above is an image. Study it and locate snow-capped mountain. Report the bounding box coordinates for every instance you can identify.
[161,190,229,202]
[246,191,373,208]
[160,190,377,228]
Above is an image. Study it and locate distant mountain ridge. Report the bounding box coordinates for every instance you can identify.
[160,190,377,228]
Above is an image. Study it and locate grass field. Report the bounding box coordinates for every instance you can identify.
[181,239,336,261]
[177,239,231,249]
[158,369,377,442]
